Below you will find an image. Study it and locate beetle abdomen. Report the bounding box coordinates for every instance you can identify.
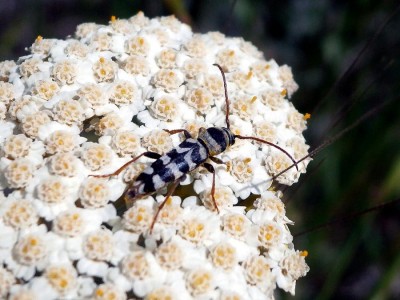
[126,138,208,200]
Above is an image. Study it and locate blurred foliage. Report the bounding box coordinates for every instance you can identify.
[1,0,400,299]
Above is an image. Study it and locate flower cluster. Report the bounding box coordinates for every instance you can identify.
[0,12,310,299]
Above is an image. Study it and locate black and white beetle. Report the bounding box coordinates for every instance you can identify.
[96,64,298,231]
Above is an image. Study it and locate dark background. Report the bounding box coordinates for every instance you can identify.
[1,0,399,299]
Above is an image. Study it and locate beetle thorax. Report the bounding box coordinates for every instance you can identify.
[198,127,235,156]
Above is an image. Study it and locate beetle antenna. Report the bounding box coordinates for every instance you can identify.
[213,63,230,129]
[235,135,299,171]
[213,63,299,172]
[272,99,391,181]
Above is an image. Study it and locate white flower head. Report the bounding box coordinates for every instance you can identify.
[0,12,310,299]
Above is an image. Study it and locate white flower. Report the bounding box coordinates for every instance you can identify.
[0,12,310,299]
[3,225,52,280]
[50,208,105,261]
[0,265,15,298]
[274,249,310,295]
[108,249,167,297]
[0,220,18,264]
[9,280,58,300]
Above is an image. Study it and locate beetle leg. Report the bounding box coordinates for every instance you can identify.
[91,151,161,178]
[202,162,220,213]
[209,156,231,172]
[209,156,224,165]
[150,177,182,233]
[163,129,192,139]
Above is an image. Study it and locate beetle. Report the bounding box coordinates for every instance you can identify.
[96,64,299,231]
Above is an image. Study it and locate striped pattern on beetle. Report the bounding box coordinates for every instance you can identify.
[126,127,235,204]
